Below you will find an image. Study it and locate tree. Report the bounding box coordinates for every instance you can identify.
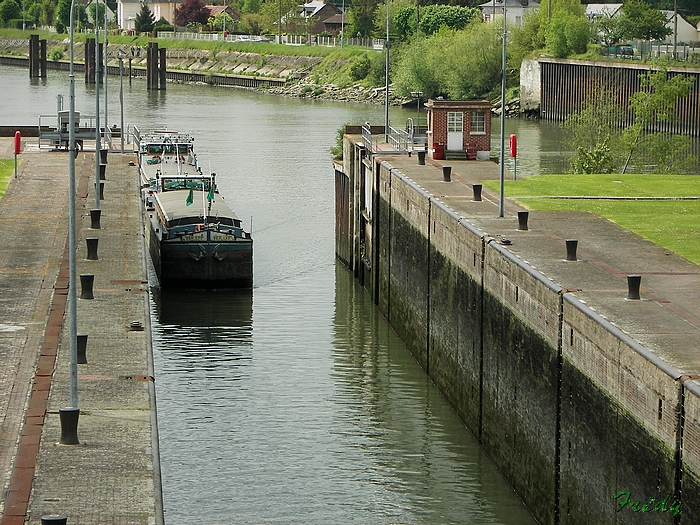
[88,1,106,27]
[0,0,21,25]
[618,0,671,57]
[134,1,155,33]
[565,88,625,173]
[347,0,379,38]
[54,0,72,33]
[621,68,695,173]
[208,11,235,32]
[594,14,624,47]
[40,0,55,27]
[240,13,262,34]
[174,0,211,27]
[416,5,480,36]
[545,11,589,58]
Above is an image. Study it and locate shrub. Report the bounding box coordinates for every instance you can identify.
[349,54,371,81]
[49,47,64,61]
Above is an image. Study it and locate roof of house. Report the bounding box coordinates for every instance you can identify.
[585,3,623,18]
[302,0,338,18]
[323,13,344,25]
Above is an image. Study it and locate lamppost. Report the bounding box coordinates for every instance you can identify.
[103,1,108,146]
[95,0,101,211]
[341,0,344,47]
[384,0,390,139]
[61,0,80,445]
[498,1,507,218]
[118,51,125,153]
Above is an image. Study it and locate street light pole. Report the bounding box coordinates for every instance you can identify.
[384,0,390,139]
[498,0,507,218]
[104,2,108,146]
[119,52,124,153]
[95,0,101,211]
[68,0,78,413]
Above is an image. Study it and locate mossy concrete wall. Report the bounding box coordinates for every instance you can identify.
[335,150,700,524]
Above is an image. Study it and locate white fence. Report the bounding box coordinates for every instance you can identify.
[156,31,381,49]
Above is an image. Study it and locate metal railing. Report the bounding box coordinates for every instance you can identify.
[156,31,380,49]
[362,123,411,154]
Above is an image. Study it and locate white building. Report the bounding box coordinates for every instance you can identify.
[117,0,144,31]
[479,0,540,28]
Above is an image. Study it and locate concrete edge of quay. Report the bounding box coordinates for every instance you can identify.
[0,137,164,525]
[336,135,700,523]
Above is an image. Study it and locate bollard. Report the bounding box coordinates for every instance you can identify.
[566,239,578,261]
[77,333,88,364]
[442,166,451,182]
[100,148,108,165]
[99,163,106,180]
[95,181,104,200]
[86,238,99,260]
[472,184,482,201]
[59,407,80,445]
[90,209,101,229]
[80,274,94,299]
[518,210,529,231]
[41,515,67,525]
[627,275,641,300]
[417,150,426,165]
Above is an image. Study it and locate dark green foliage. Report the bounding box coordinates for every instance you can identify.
[0,0,21,25]
[619,0,672,45]
[153,17,174,33]
[134,2,155,33]
[347,0,378,38]
[417,5,479,35]
[349,54,371,81]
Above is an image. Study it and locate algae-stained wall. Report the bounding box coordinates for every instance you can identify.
[561,297,681,524]
[337,142,700,524]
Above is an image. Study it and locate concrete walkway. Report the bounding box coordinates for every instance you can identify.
[386,153,700,374]
[0,138,161,525]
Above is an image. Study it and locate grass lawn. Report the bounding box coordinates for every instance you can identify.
[483,174,700,265]
[0,159,14,198]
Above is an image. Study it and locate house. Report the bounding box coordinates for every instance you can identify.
[322,13,344,35]
[117,0,184,30]
[661,11,699,44]
[117,0,142,30]
[479,0,540,28]
[425,99,492,160]
[300,0,342,34]
[584,3,622,22]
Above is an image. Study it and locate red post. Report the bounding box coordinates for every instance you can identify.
[509,133,517,158]
[14,130,20,178]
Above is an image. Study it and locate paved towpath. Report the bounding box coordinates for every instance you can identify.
[384,153,700,374]
[0,137,161,525]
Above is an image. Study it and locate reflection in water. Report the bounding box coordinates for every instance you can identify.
[152,289,253,379]
[331,264,535,525]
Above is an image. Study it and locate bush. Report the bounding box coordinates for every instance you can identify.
[49,47,64,61]
[349,54,371,81]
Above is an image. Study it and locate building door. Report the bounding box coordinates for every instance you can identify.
[447,112,463,151]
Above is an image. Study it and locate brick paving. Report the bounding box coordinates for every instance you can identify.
[0,138,161,525]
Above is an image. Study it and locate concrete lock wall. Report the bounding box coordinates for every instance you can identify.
[337,150,700,524]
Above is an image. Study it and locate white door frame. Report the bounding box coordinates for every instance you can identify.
[447,111,463,151]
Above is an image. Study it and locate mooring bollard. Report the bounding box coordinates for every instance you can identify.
[41,515,67,525]
[518,210,529,231]
[442,166,452,182]
[77,333,88,364]
[472,184,482,201]
[566,239,578,261]
[100,148,108,165]
[80,274,94,299]
[99,163,106,180]
[90,209,101,229]
[417,150,426,165]
[86,238,99,260]
[627,275,641,300]
[59,407,80,445]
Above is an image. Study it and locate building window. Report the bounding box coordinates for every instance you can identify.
[447,112,463,133]
[470,111,486,135]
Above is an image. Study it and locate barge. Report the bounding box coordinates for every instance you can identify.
[137,129,253,288]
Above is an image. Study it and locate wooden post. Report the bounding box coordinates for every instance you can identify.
[85,38,95,84]
[40,39,47,78]
[29,34,39,78]
[159,47,166,90]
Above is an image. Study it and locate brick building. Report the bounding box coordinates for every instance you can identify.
[425,99,491,160]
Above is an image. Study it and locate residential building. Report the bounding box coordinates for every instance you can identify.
[479,0,540,27]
